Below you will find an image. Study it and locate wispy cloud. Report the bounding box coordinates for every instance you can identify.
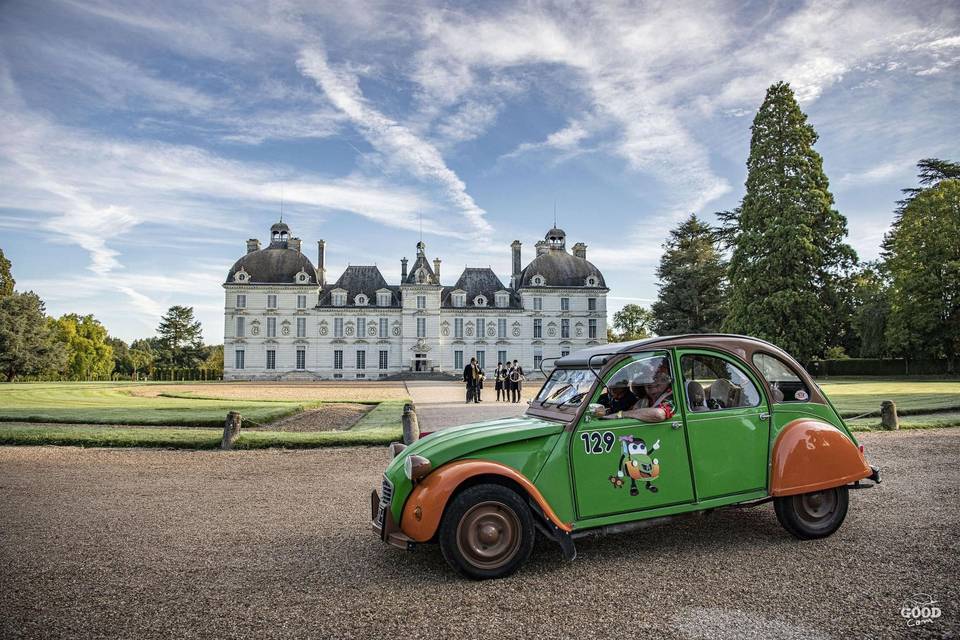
[297,47,493,237]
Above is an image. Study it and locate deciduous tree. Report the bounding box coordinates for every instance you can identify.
[610,304,654,342]
[883,168,960,363]
[722,82,856,362]
[0,247,14,298]
[651,214,726,335]
[53,314,115,380]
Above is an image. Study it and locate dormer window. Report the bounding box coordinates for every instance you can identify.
[234,269,249,283]
[585,275,598,287]
[453,292,466,308]
[296,271,310,284]
[495,293,508,308]
[377,292,391,307]
[332,290,347,307]
[355,293,368,306]
[474,295,487,307]
[531,274,546,287]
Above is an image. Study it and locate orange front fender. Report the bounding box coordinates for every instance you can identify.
[770,419,871,497]
[400,460,572,542]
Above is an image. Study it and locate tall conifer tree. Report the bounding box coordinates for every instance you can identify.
[651,214,726,335]
[723,82,856,361]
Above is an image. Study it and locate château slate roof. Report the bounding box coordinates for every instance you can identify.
[441,268,521,308]
[318,266,399,307]
[226,248,318,285]
[518,250,606,289]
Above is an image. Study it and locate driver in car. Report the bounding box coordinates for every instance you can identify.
[603,358,675,423]
[597,379,638,415]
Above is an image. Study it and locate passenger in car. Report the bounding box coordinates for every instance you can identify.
[598,380,638,415]
[604,359,675,423]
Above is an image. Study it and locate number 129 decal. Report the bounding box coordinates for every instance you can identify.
[579,430,616,454]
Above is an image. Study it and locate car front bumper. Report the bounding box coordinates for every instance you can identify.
[371,489,416,550]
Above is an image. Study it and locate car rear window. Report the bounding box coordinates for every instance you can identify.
[752,353,810,403]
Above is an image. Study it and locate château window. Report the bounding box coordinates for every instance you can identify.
[588,297,597,311]
[236,317,245,337]
[534,318,542,338]
[266,316,276,337]
[235,349,245,369]
[266,349,276,370]
[495,293,508,308]
[356,317,366,338]
[476,318,485,338]
[296,348,305,370]
[531,275,545,286]
[534,351,543,371]
[355,294,368,306]
[356,350,366,370]
[417,318,426,338]
[498,350,507,364]
[379,350,388,370]
[589,318,597,339]
[417,295,426,309]
[474,295,487,307]
[561,318,570,338]
[333,350,343,370]
[454,350,463,370]
[560,297,570,311]
[377,292,391,307]
[498,318,506,338]
[296,317,306,338]
[453,293,466,308]
[454,318,464,338]
[379,317,388,338]
[297,295,307,309]
[267,294,277,309]
[332,292,346,307]
[236,294,246,309]
[334,317,344,337]
[533,297,542,311]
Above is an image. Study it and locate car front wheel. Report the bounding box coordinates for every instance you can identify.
[774,486,849,539]
[438,484,535,580]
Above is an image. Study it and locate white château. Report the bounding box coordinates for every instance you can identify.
[223,221,608,379]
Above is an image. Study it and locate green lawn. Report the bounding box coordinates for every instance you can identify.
[0,382,317,427]
[817,378,960,417]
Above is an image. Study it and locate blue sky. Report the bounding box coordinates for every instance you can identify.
[1,1,958,343]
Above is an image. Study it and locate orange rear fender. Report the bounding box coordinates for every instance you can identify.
[770,419,871,497]
[400,460,572,543]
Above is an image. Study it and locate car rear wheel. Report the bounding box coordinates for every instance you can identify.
[439,484,535,580]
[774,486,849,539]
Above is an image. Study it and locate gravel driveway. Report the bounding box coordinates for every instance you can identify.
[1,429,957,639]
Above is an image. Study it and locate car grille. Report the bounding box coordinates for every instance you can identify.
[376,475,393,527]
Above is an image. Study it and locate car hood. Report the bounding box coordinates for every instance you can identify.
[388,414,564,474]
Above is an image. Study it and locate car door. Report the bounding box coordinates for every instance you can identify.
[676,349,770,500]
[571,350,695,520]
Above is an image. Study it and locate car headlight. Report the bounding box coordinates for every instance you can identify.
[403,455,432,482]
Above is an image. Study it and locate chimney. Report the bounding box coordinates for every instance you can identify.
[317,240,326,287]
[572,242,587,259]
[511,241,521,279]
[401,257,408,281]
[433,258,441,282]
[246,238,260,253]
[288,237,302,253]
[535,240,548,256]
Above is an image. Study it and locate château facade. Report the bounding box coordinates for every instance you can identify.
[223,221,608,380]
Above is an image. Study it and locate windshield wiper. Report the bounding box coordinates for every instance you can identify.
[540,383,572,407]
[554,392,585,410]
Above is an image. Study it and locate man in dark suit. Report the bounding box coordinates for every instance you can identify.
[463,357,479,403]
[510,359,524,403]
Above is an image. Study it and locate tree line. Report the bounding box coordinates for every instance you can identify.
[608,81,959,366]
[0,257,222,382]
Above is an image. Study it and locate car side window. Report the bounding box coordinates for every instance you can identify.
[680,354,761,412]
[752,353,810,403]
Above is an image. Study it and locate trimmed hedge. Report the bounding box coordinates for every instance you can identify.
[810,358,956,377]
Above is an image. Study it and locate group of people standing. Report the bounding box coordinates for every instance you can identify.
[463,359,525,404]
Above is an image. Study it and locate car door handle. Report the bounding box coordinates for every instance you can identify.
[671,421,682,430]
[759,412,771,421]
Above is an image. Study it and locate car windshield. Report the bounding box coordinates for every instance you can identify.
[535,368,596,412]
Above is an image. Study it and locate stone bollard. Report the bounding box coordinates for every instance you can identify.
[222,411,242,449]
[402,403,420,444]
[880,400,899,431]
